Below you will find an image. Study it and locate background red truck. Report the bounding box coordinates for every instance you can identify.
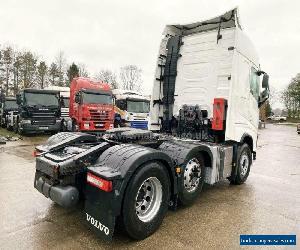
[69,77,114,132]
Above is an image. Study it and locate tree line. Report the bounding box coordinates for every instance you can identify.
[0,45,142,97]
[282,73,300,118]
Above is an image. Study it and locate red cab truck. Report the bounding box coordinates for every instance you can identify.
[69,77,114,132]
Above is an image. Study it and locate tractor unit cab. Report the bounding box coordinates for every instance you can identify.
[33,8,270,241]
[150,8,269,150]
[69,77,114,132]
[14,89,61,134]
[112,89,150,129]
[45,86,71,131]
[0,96,18,128]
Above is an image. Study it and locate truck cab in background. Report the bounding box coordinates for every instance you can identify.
[113,89,150,129]
[0,97,18,129]
[45,86,71,131]
[69,77,114,132]
[14,89,61,134]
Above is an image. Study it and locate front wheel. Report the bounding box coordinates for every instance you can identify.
[121,162,170,240]
[231,143,252,185]
[72,120,78,132]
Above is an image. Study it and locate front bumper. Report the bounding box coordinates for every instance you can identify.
[20,121,61,133]
[129,120,148,129]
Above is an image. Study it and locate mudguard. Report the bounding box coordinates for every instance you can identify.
[36,132,97,153]
[84,184,117,241]
[84,144,174,240]
[158,140,214,166]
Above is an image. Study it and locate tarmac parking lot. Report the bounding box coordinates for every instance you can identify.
[0,124,299,249]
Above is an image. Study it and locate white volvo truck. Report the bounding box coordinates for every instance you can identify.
[33,8,269,241]
[45,86,71,131]
[113,89,150,129]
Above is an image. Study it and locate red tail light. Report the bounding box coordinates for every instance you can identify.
[212,98,227,131]
[87,172,112,192]
[32,150,41,157]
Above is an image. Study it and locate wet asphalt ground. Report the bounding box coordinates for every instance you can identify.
[0,124,299,250]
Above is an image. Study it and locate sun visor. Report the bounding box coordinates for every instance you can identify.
[164,8,241,36]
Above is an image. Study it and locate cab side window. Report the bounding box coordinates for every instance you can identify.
[250,67,259,101]
[116,100,126,110]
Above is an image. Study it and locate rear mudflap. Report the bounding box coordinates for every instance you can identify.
[84,185,118,241]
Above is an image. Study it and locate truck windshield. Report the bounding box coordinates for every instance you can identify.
[24,92,59,107]
[82,92,112,104]
[62,97,69,108]
[127,100,150,113]
[5,100,18,109]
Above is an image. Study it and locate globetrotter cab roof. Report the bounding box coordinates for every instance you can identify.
[163,8,259,67]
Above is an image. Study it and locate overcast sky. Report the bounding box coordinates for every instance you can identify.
[1,0,299,107]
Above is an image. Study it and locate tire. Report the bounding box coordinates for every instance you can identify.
[231,143,252,185]
[61,120,66,132]
[13,118,19,134]
[15,120,24,135]
[121,161,170,240]
[178,152,205,206]
[72,120,78,132]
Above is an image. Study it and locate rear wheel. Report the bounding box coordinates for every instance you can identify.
[178,153,205,205]
[231,143,252,185]
[121,162,170,240]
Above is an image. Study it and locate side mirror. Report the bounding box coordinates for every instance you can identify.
[262,73,269,89]
[16,94,21,105]
[258,72,270,108]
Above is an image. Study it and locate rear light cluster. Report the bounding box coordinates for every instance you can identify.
[87,172,112,192]
[32,150,41,157]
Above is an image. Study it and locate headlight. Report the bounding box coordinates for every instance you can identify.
[84,123,90,129]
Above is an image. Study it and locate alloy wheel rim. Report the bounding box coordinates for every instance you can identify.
[135,177,162,222]
[184,158,202,193]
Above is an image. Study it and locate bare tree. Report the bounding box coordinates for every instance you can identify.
[49,63,59,86]
[37,61,47,89]
[2,46,14,95]
[55,51,67,86]
[0,49,4,91]
[13,53,22,94]
[95,69,118,89]
[19,51,38,88]
[282,73,300,118]
[78,63,89,77]
[119,65,142,91]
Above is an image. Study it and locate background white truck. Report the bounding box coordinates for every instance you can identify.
[113,89,150,129]
[34,8,269,241]
[45,86,71,131]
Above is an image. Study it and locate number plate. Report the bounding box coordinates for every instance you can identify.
[39,127,49,130]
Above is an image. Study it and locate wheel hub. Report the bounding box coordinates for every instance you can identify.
[184,158,202,193]
[240,153,249,176]
[135,177,162,222]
